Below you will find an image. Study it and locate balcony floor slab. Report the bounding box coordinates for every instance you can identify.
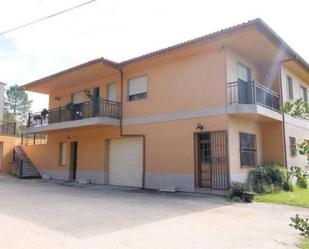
[22,116,120,134]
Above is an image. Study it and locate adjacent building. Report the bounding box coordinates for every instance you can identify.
[19,19,309,192]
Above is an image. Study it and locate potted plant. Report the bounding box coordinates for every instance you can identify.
[65,102,74,111]
[41,108,49,118]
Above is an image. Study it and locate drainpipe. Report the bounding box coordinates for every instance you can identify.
[118,68,146,189]
[278,56,296,169]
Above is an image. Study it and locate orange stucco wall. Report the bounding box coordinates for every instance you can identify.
[122,49,226,119]
[23,126,120,173]
[261,122,284,165]
[0,135,20,173]
[49,74,121,109]
[21,28,309,189]
[228,116,263,182]
[124,116,229,174]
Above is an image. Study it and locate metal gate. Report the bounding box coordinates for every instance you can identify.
[197,131,229,190]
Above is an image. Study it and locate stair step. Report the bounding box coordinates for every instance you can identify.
[13,146,41,179]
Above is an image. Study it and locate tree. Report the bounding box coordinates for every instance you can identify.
[4,85,32,124]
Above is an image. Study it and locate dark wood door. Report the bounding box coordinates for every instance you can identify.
[198,133,212,188]
[70,142,78,180]
[197,131,229,190]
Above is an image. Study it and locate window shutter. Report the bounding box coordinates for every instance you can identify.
[129,76,147,96]
[72,92,85,104]
[107,83,117,102]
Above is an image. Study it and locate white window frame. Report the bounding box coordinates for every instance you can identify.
[128,75,148,101]
[287,76,293,100]
[107,82,117,102]
[59,142,67,166]
[300,85,308,102]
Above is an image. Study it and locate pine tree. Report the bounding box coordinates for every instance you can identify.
[4,85,32,123]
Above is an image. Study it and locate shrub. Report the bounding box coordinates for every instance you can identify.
[250,161,287,193]
[290,214,309,238]
[290,166,308,189]
[297,177,308,189]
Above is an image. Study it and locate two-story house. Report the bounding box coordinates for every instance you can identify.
[19,19,309,192]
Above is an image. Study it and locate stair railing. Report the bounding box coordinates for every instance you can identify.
[12,148,24,178]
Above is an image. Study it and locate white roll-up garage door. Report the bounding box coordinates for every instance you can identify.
[109,137,143,187]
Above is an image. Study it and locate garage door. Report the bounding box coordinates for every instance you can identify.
[109,137,143,187]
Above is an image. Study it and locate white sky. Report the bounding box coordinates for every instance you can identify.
[0,0,308,112]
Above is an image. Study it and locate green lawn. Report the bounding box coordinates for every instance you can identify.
[301,238,309,249]
[255,187,309,208]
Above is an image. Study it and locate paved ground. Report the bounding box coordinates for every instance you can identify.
[0,175,308,249]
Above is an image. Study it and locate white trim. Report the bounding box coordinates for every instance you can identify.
[285,115,309,130]
[123,104,282,126]
[227,104,282,121]
[23,116,120,134]
[123,106,226,126]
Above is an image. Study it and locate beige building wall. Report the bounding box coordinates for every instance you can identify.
[228,116,263,183]
[284,122,309,170]
[281,65,309,170]
[0,83,5,121]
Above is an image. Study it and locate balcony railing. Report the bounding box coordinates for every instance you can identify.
[0,121,17,135]
[227,80,280,111]
[27,99,121,128]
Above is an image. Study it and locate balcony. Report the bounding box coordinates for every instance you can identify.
[227,80,282,120]
[24,99,121,133]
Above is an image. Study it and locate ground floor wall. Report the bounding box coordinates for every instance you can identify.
[23,116,229,191]
[0,135,20,173]
[284,122,309,171]
[123,116,229,191]
[22,114,288,191]
[228,116,263,183]
[23,126,121,184]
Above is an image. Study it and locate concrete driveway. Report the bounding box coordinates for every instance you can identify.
[0,175,307,249]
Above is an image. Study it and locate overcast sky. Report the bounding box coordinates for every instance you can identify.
[0,0,308,111]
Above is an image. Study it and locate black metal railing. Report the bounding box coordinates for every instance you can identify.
[227,80,280,111]
[27,99,121,128]
[0,121,17,135]
[12,149,23,177]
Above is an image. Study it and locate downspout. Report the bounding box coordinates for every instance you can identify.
[118,67,146,189]
[278,56,296,169]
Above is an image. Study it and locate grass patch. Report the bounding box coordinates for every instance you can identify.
[255,187,309,208]
[300,238,309,249]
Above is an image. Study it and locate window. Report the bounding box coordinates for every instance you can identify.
[72,91,85,104]
[59,142,67,166]
[290,137,297,157]
[107,83,117,102]
[239,132,257,167]
[238,63,251,82]
[300,86,308,102]
[287,76,293,99]
[128,76,147,101]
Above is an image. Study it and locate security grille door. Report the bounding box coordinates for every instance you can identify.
[197,131,229,189]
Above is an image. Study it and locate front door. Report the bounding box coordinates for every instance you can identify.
[197,131,229,189]
[69,142,78,180]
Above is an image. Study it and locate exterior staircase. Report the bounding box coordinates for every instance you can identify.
[12,146,41,178]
